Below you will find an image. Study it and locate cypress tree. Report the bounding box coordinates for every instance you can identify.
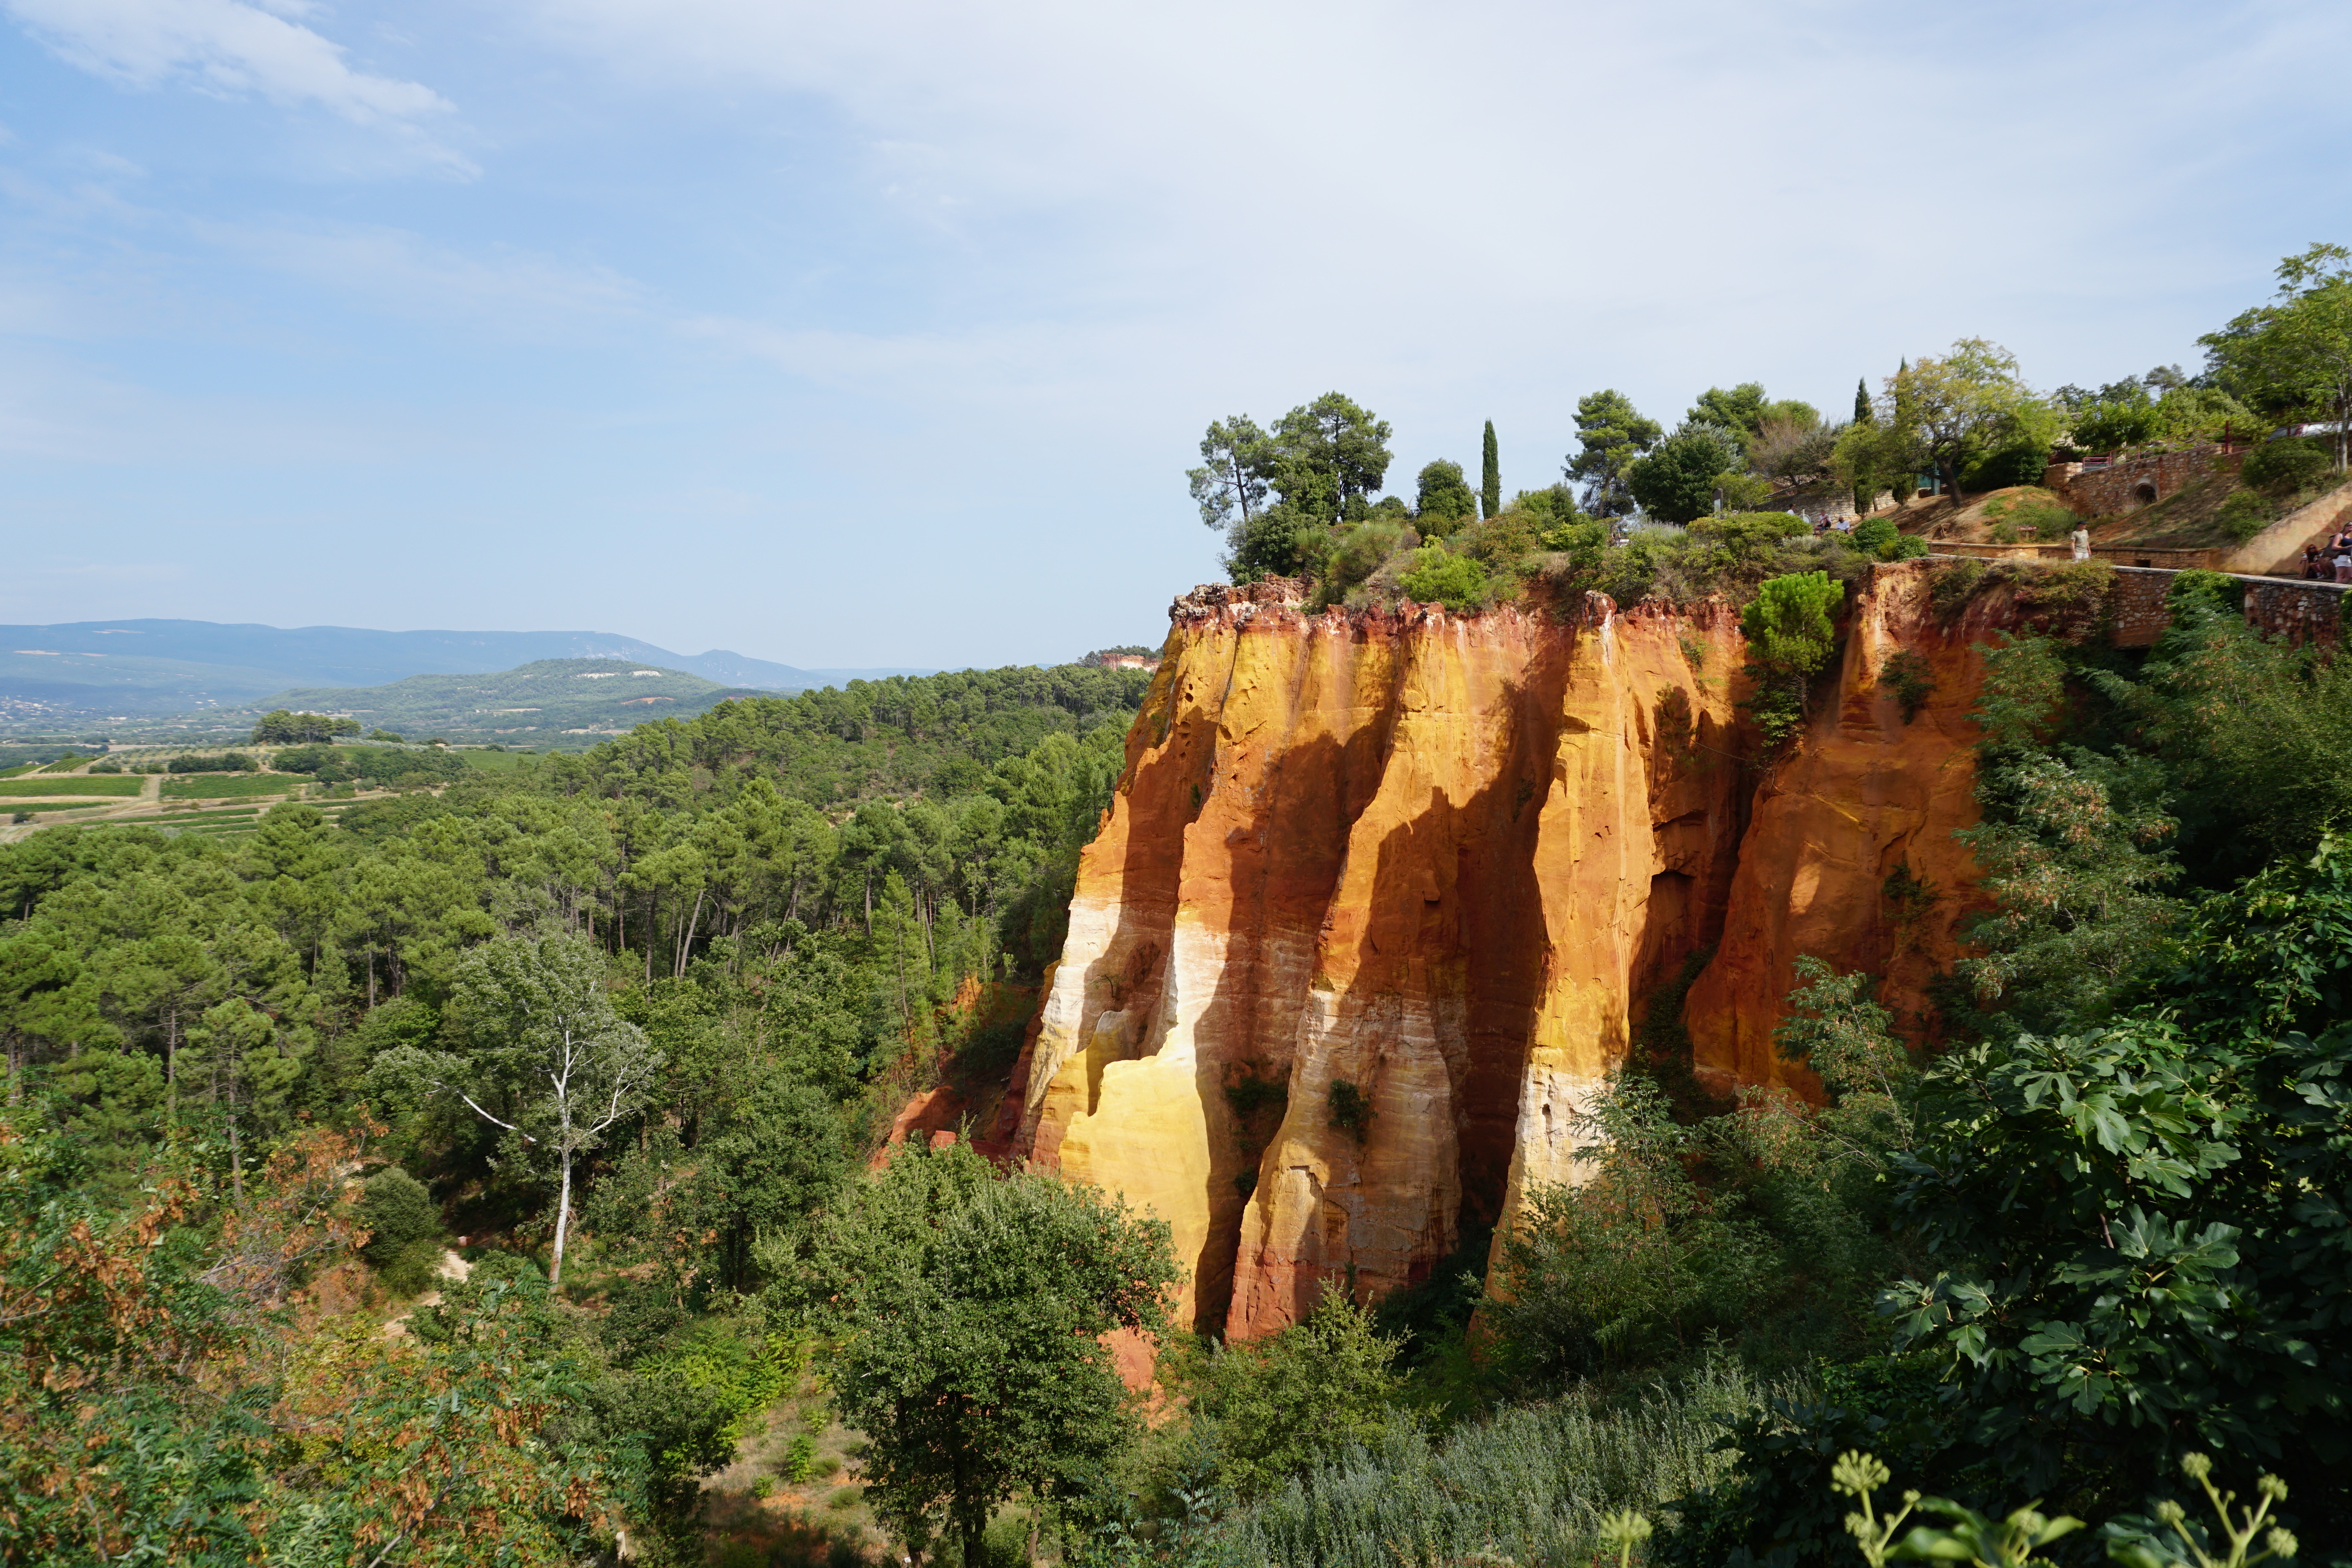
[1480,420,1500,520]
[1853,377,1871,424]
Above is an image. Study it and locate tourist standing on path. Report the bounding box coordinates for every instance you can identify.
[2071,525,2090,561]
[2336,548,2352,584]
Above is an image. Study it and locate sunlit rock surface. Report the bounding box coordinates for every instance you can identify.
[1008,561,1997,1340]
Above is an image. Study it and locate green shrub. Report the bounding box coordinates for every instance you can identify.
[1658,1358,1987,1567]
[1188,1288,1404,1502]
[2214,487,2277,543]
[1738,571,1844,747]
[2240,436,2333,496]
[377,1236,445,1298]
[1396,547,1490,611]
[2010,500,2080,540]
[1849,516,1898,556]
[1228,506,1326,582]
[1225,1074,1289,1121]
[358,1166,442,1266]
[1688,511,1810,556]
[1930,559,1986,620]
[1849,517,1930,562]
[2011,559,2114,638]
[1958,439,2049,493]
[1221,1355,1779,1568]
[1321,520,1411,603]
[1326,1080,1374,1144]
[1414,460,1477,533]
[1878,650,1936,722]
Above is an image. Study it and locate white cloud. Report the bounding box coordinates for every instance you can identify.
[522,0,2352,421]
[6,0,453,127]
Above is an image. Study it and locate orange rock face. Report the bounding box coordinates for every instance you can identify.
[1683,561,2002,1092]
[1009,563,2004,1342]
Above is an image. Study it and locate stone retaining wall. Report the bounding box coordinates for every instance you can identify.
[1933,540,2221,570]
[2045,444,2228,516]
[2243,576,2349,647]
[2108,569,2177,648]
[1933,557,2348,650]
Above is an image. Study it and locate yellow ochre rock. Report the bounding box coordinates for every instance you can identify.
[1010,561,1999,1342]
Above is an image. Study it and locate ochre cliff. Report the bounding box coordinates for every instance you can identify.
[1685,561,2002,1092]
[1007,561,2005,1340]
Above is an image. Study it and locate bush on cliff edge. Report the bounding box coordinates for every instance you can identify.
[1738,571,1844,748]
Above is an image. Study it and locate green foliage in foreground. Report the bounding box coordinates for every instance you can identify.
[1184,1287,1403,1501]
[793,1141,1178,1568]
[0,650,1158,1565]
[0,1121,616,1567]
[1205,1356,1783,1568]
[1890,837,2352,1504]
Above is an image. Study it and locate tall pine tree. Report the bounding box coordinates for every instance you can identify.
[1479,420,1500,519]
[1853,377,1870,424]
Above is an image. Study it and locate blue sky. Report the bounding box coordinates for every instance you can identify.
[1,0,2346,668]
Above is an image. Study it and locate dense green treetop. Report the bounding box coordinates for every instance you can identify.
[1187,414,1273,531]
[249,709,360,744]
[1565,390,1662,516]
[1262,392,1394,524]
[1625,422,1747,524]
[2202,241,2352,466]
[1414,459,1477,530]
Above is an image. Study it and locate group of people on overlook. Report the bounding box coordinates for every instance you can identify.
[2302,524,2352,582]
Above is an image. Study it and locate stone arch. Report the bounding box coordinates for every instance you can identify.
[2134,480,2158,506]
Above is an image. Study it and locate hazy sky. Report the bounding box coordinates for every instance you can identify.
[2,1,2346,667]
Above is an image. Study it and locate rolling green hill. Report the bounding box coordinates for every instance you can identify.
[245,658,760,744]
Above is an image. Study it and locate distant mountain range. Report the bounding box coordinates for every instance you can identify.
[0,619,938,721]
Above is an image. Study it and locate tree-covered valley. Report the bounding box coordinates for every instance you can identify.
[8,245,2352,1568]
